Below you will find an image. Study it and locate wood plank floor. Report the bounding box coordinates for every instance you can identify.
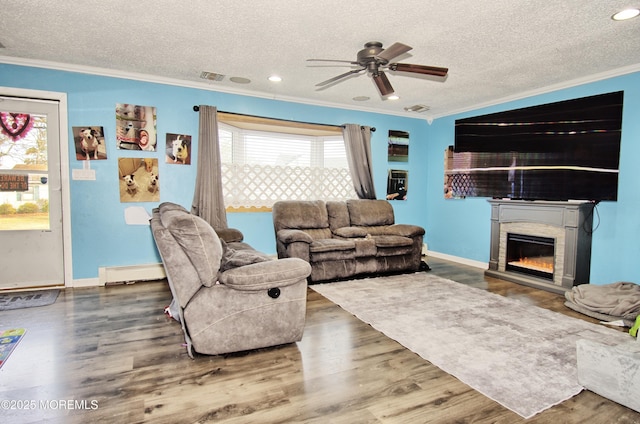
[1,257,639,423]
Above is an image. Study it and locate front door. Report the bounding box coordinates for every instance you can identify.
[0,97,64,289]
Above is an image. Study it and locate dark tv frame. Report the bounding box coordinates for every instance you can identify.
[452,91,623,202]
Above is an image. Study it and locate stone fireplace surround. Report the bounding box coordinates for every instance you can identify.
[485,200,594,294]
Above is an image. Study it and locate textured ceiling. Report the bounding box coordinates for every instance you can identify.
[1,0,639,119]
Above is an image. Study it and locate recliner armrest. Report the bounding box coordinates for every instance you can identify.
[219,258,312,290]
[385,224,425,238]
[277,229,313,244]
[215,227,244,243]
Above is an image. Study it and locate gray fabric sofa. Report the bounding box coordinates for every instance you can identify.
[272,199,426,283]
[150,202,311,357]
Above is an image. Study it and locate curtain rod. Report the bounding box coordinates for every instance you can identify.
[192,106,375,132]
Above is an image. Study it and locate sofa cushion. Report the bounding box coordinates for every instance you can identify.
[304,228,333,240]
[372,235,413,248]
[161,209,223,287]
[353,225,390,236]
[347,199,394,226]
[326,201,350,230]
[309,238,356,253]
[333,226,368,238]
[273,200,329,231]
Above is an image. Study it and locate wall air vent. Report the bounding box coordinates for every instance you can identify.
[200,72,225,81]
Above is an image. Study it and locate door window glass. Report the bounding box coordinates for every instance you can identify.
[0,111,50,230]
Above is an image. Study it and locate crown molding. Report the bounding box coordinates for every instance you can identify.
[430,63,640,120]
[3,56,637,124]
[0,56,423,121]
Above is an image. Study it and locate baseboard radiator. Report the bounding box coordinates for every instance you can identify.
[98,263,166,286]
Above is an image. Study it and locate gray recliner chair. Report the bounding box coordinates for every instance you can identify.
[150,202,311,357]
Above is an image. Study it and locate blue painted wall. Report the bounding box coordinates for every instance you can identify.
[0,64,429,280]
[2,64,638,285]
[427,72,640,284]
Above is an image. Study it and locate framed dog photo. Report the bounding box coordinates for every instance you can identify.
[115,103,157,151]
[165,133,192,165]
[118,157,160,203]
[72,126,107,161]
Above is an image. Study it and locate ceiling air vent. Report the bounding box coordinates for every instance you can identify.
[200,71,225,81]
[404,104,430,113]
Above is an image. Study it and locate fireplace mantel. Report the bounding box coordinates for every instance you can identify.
[485,200,594,294]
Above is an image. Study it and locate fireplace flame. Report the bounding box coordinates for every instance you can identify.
[513,257,554,273]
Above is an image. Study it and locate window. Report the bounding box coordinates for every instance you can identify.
[0,112,50,230]
[218,118,355,210]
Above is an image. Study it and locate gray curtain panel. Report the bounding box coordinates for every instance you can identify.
[191,105,228,229]
[342,123,377,199]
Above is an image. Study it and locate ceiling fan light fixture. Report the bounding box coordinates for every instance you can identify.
[268,75,282,82]
[308,41,448,97]
[612,8,640,20]
[387,95,400,100]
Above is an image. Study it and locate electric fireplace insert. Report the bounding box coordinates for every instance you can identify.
[506,233,554,280]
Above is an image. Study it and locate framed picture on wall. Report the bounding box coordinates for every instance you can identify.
[118,157,159,202]
[386,169,408,200]
[72,126,107,160]
[165,133,192,165]
[444,146,465,199]
[115,104,157,151]
[388,130,409,162]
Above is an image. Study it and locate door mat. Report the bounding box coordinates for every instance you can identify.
[0,329,26,369]
[0,289,60,311]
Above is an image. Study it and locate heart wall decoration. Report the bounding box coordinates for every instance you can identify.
[0,112,34,141]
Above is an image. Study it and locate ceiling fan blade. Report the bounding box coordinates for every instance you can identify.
[316,68,364,86]
[376,42,412,62]
[307,59,359,65]
[372,71,394,96]
[390,63,449,77]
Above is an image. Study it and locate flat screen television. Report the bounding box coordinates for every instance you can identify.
[451,91,623,201]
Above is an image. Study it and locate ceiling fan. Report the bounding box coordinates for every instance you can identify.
[307,41,448,97]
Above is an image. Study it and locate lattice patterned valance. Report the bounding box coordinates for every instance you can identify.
[222,163,356,209]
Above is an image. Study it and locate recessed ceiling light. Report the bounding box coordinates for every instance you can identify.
[612,8,640,20]
[352,96,370,101]
[230,76,251,84]
[387,95,400,100]
[268,75,282,82]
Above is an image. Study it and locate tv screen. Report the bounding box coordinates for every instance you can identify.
[451,91,623,201]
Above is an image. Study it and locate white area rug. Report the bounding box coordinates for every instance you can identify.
[311,273,632,418]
